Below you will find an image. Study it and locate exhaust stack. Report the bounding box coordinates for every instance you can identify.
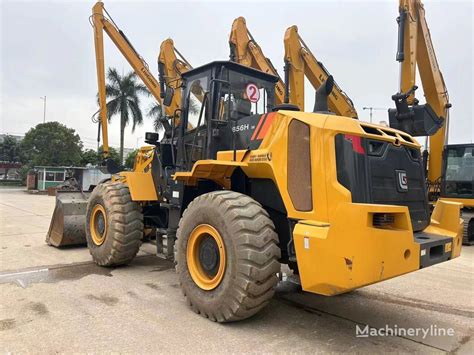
[313,75,334,114]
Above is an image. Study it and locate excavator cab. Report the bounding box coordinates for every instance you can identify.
[440,144,474,245]
[441,144,474,200]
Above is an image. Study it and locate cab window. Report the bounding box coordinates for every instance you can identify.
[186,76,208,131]
[444,146,474,198]
[217,70,274,122]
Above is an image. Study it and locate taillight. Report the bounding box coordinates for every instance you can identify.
[344,134,365,154]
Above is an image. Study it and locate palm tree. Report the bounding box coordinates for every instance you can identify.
[147,96,200,133]
[102,68,149,163]
[147,102,164,132]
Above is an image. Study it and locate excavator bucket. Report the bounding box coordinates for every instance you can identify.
[45,191,91,247]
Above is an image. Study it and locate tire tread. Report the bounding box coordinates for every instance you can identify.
[86,181,143,266]
[177,190,280,322]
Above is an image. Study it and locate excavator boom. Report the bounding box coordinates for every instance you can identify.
[394,0,472,243]
[229,17,357,117]
[229,17,286,104]
[395,0,450,183]
[158,38,193,119]
[283,25,358,117]
[47,2,196,248]
[91,1,162,157]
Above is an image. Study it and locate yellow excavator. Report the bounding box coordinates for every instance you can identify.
[283,25,358,118]
[48,1,463,323]
[158,38,193,123]
[46,14,190,248]
[229,17,357,118]
[229,17,286,105]
[389,0,473,244]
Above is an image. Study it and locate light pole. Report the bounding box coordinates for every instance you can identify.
[40,96,47,123]
[362,107,387,124]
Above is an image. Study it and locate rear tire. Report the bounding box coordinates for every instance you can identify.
[85,181,143,266]
[176,190,281,322]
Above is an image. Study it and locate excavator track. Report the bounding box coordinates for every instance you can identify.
[462,210,474,245]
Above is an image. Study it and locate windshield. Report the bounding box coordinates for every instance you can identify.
[443,145,474,198]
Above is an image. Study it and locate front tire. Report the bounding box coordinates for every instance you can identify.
[85,181,143,266]
[176,191,281,322]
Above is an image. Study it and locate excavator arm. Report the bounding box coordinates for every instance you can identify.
[395,0,450,183]
[158,38,193,119]
[229,18,357,117]
[229,17,286,104]
[91,1,162,157]
[283,26,358,118]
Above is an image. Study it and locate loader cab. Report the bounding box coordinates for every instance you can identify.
[175,61,278,170]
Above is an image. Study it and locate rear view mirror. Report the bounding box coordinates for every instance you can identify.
[145,132,160,145]
[163,87,174,107]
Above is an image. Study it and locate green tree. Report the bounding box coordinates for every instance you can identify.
[147,102,164,132]
[102,68,148,163]
[98,145,121,164]
[81,149,99,166]
[0,135,21,179]
[21,122,83,167]
[0,135,21,162]
[146,99,199,132]
[125,149,138,169]
[18,166,30,184]
[80,146,120,166]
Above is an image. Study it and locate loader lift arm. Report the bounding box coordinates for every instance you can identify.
[392,0,451,183]
[91,1,162,157]
[283,25,358,117]
[229,17,286,105]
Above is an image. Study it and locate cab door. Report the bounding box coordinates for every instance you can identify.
[181,77,209,170]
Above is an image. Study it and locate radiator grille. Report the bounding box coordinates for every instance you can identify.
[288,120,312,211]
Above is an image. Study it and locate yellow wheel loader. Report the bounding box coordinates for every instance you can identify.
[47,1,463,322]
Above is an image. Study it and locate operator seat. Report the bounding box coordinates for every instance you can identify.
[230,99,252,120]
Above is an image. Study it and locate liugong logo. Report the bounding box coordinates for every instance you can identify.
[396,170,408,191]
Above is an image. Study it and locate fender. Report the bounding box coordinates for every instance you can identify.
[173,160,248,189]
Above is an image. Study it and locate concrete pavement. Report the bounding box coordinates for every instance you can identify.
[0,188,472,353]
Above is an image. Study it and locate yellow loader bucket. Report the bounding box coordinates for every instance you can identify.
[45,191,91,247]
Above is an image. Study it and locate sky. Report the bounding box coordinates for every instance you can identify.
[0,0,472,151]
